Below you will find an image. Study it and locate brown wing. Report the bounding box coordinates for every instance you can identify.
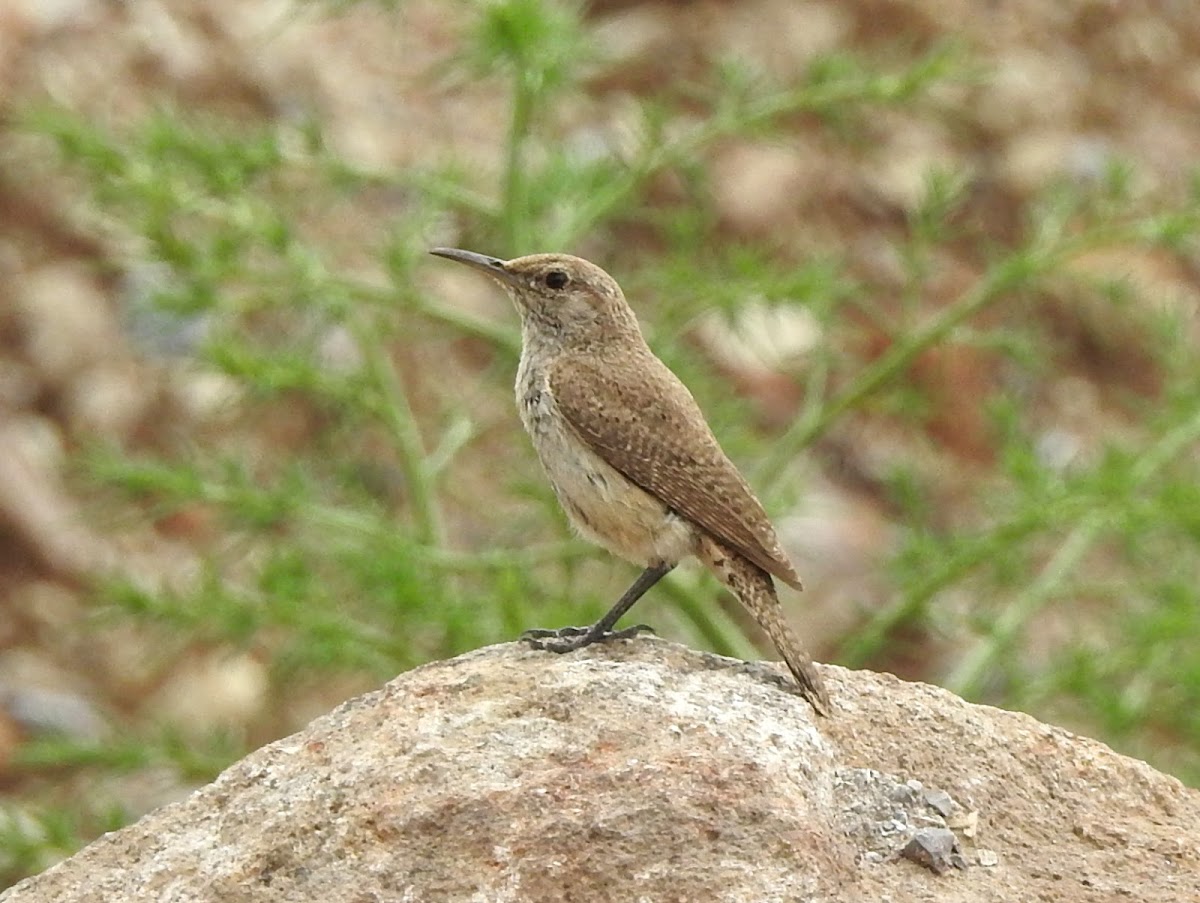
[549,350,803,589]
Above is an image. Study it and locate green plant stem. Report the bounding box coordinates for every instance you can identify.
[360,282,521,357]
[946,400,1200,697]
[502,70,535,250]
[351,315,446,549]
[761,245,1061,484]
[655,573,760,662]
[554,49,959,247]
[296,499,587,570]
[947,512,1107,698]
[419,541,590,571]
[839,510,1055,667]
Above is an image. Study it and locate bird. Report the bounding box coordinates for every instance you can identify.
[431,248,830,714]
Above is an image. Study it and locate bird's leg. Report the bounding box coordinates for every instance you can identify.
[522,562,675,653]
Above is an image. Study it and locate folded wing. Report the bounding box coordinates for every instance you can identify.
[549,351,803,589]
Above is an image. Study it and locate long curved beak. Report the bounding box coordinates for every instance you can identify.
[430,248,519,288]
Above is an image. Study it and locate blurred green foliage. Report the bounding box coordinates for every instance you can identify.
[6,0,1200,885]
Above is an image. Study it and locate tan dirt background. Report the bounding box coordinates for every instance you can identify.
[1,0,1199,884]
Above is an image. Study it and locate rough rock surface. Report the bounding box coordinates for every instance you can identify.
[3,640,1197,902]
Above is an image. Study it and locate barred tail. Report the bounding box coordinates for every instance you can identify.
[697,534,831,716]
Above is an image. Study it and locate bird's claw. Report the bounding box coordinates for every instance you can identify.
[520,623,655,653]
[521,625,590,640]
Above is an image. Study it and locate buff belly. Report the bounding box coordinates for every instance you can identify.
[517,378,695,567]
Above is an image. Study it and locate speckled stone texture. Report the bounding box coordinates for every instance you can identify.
[3,641,1198,902]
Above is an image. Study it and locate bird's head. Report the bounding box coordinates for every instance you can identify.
[430,248,642,347]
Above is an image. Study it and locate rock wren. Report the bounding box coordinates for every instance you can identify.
[431,248,830,714]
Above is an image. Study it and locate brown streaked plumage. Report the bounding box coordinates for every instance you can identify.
[430,247,830,714]
[549,352,803,589]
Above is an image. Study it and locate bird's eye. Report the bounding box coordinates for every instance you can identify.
[544,270,569,290]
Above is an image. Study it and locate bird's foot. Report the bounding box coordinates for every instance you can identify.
[520,623,655,653]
